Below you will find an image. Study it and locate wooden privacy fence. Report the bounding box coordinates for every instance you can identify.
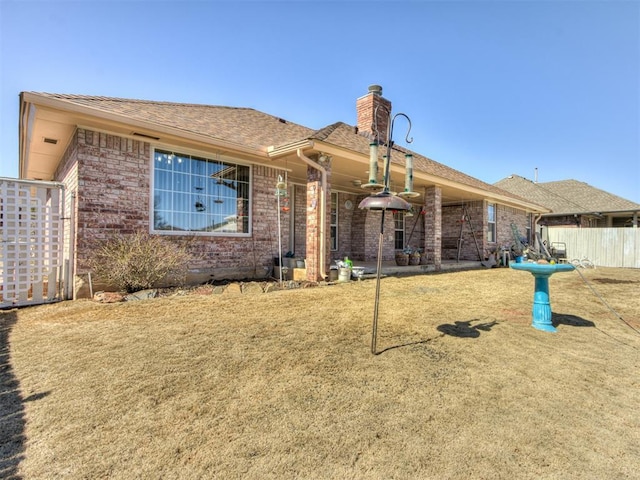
[545,227,640,268]
[1,178,67,308]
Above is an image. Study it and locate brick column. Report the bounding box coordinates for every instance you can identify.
[424,186,442,270]
[351,195,368,261]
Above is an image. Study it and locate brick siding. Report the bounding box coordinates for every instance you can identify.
[496,204,530,247]
[55,129,295,294]
[424,186,442,269]
[53,128,533,294]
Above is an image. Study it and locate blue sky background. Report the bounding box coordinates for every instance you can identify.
[1,0,638,203]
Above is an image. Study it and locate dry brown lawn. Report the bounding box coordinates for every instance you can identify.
[2,267,640,479]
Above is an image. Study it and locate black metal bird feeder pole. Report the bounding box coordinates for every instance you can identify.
[359,110,413,354]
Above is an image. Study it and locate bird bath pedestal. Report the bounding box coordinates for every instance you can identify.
[510,262,575,332]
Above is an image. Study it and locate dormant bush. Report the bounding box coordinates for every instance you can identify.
[88,231,194,293]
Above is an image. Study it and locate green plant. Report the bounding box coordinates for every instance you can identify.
[88,231,195,293]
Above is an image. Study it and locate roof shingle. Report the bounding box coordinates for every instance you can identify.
[36,93,315,152]
[495,174,640,214]
[31,93,544,205]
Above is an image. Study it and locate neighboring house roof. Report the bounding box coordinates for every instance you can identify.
[495,174,640,215]
[20,92,548,212]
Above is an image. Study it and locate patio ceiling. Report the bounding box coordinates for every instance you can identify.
[268,146,545,211]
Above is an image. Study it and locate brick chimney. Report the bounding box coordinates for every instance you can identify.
[356,84,392,145]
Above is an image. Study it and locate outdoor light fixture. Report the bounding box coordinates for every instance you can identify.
[359,107,415,354]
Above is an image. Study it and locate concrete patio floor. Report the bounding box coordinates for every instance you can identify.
[344,259,489,279]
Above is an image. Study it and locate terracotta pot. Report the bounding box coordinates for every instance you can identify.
[395,253,409,266]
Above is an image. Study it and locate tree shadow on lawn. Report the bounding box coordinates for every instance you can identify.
[0,310,26,479]
[376,319,498,354]
[436,319,498,338]
[552,312,595,328]
[0,310,50,480]
[378,314,596,354]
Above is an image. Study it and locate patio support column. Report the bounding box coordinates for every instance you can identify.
[424,185,442,271]
[305,156,331,281]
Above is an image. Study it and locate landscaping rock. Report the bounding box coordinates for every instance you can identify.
[193,285,214,295]
[93,291,124,303]
[263,283,282,293]
[241,282,264,295]
[223,283,242,295]
[125,289,158,301]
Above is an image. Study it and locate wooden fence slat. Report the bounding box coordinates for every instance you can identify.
[547,227,639,268]
[1,179,65,308]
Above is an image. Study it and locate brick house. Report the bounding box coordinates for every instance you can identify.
[18,86,547,295]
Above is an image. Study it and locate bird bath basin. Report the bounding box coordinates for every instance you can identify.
[510,262,575,332]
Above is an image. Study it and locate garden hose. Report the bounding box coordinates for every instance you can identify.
[574,268,640,335]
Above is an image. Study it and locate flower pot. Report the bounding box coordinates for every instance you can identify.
[409,253,421,265]
[329,268,339,281]
[395,253,409,266]
[338,267,351,282]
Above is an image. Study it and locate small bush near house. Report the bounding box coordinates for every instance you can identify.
[88,231,194,293]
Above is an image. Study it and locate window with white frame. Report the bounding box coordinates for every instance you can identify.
[153,149,250,234]
[394,211,405,250]
[487,203,496,243]
[330,192,338,251]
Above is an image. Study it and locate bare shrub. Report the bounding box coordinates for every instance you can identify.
[88,231,195,293]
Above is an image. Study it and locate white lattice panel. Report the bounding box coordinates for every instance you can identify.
[1,179,64,307]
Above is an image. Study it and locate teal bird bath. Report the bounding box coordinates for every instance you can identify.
[510,262,575,332]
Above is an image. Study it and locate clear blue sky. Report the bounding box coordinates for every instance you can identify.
[1,0,638,202]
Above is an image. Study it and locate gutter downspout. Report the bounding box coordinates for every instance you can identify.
[533,212,544,247]
[296,148,327,280]
[68,190,77,300]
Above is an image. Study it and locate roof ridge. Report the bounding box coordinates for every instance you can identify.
[33,92,257,110]
[541,179,640,208]
[309,121,349,141]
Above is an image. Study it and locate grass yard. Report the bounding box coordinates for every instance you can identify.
[2,267,639,479]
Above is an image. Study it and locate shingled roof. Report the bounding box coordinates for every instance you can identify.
[495,174,640,214]
[33,93,315,152]
[26,93,541,207]
[300,122,530,201]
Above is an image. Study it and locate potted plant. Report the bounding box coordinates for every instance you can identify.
[395,250,410,266]
[409,248,422,266]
